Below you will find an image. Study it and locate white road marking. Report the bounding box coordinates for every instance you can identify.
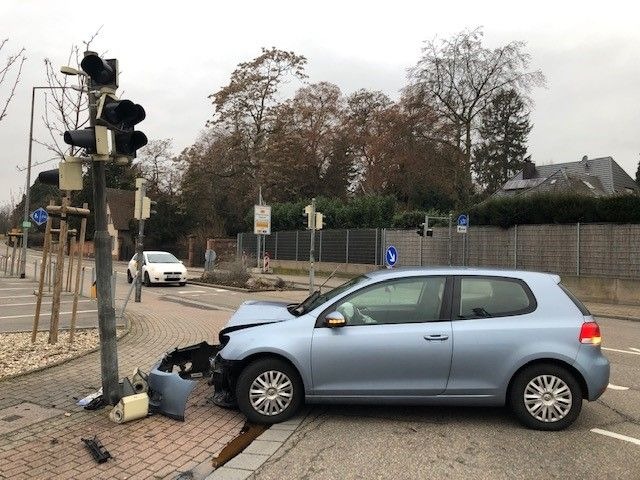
[0,310,98,320]
[1,300,92,307]
[630,347,640,353]
[591,428,640,446]
[0,287,35,291]
[602,347,640,356]
[607,383,630,391]
[178,290,206,294]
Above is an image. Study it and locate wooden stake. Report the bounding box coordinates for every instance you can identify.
[69,203,88,344]
[66,235,76,292]
[48,196,68,344]
[32,200,55,343]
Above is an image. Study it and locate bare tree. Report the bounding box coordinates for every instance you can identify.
[0,39,26,124]
[407,27,545,181]
[34,29,102,160]
[137,138,180,195]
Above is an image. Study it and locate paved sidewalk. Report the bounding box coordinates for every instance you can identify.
[0,292,243,479]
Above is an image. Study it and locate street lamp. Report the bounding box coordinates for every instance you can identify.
[19,81,84,278]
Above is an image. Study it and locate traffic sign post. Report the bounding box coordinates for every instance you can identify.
[457,214,469,266]
[385,245,398,268]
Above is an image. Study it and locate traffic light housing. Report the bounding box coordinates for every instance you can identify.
[416,223,425,237]
[315,212,324,230]
[63,125,109,156]
[80,53,118,90]
[38,169,60,186]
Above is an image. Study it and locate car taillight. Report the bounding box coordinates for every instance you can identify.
[579,322,601,345]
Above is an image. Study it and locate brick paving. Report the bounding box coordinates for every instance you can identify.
[0,294,244,480]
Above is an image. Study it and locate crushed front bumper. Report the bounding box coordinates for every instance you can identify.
[210,354,243,409]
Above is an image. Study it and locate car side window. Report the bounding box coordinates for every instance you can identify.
[331,277,446,326]
[457,277,534,319]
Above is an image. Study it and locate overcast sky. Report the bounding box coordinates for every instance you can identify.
[1,0,639,206]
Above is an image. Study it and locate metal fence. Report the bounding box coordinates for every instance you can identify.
[238,223,640,279]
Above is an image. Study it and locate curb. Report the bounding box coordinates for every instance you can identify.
[592,313,640,323]
[205,413,307,480]
[187,279,304,293]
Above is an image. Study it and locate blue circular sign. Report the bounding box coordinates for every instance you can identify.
[385,245,398,267]
[457,214,468,227]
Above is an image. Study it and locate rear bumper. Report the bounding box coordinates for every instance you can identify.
[574,345,610,401]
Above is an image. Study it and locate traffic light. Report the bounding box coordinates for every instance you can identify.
[303,205,313,229]
[63,125,110,156]
[64,52,147,161]
[97,95,147,159]
[80,53,118,90]
[38,169,59,186]
[315,212,324,230]
[416,223,425,237]
[36,157,83,191]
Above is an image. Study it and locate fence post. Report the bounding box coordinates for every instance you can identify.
[275,231,279,260]
[514,225,518,269]
[295,231,299,262]
[345,230,350,263]
[374,228,378,266]
[576,222,580,276]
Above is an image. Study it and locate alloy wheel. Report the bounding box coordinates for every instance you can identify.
[249,370,294,416]
[524,374,572,422]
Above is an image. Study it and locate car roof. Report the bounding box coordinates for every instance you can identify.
[364,267,560,284]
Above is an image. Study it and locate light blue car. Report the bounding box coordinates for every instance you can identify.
[209,268,609,430]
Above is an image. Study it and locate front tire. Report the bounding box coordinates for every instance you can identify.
[235,358,303,424]
[144,272,151,287]
[179,282,186,287]
[127,270,133,284]
[510,363,582,431]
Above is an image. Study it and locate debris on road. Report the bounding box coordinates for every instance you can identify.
[76,387,102,407]
[109,392,149,424]
[81,435,112,464]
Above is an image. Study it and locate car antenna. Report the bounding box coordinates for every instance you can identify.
[318,265,341,294]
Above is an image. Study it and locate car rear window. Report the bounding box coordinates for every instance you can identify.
[457,277,535,319]
[559,284,591,315]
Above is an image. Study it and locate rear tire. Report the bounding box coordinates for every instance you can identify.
[509,363,582,431]
[144,272,151,287]
[236,358,303,424]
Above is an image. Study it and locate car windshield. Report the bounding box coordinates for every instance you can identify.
[289,275,368,316]
[147,253,180,264]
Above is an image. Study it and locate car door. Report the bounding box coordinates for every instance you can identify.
[446,276,538,398]
[310,276,453,397]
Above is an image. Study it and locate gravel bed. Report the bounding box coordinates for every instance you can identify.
[0,330,103,379]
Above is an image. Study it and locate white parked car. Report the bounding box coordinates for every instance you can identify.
[127,251,187,286]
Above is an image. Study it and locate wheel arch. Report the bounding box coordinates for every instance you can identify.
[506,358,589,402]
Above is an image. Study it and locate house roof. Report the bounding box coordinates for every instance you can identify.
[507,156,638,195]
[106,188,135,231]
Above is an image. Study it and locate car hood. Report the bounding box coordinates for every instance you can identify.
[225,300,294,328]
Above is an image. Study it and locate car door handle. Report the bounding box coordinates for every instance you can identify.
[424,334,449,341]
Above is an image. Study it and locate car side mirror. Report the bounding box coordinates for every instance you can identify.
[324,311,346,328]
